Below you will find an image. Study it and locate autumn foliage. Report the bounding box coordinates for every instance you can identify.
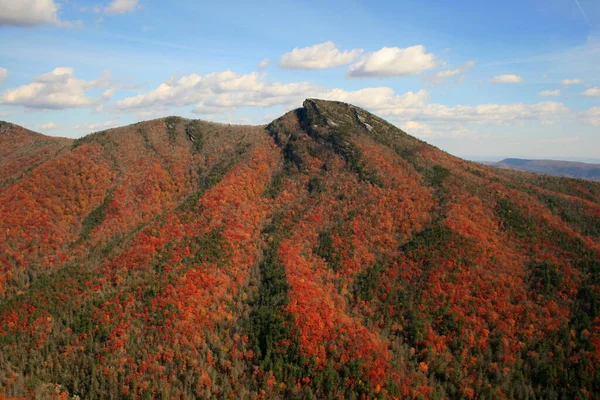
[1,100,600,399]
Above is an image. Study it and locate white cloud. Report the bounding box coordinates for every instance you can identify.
[312,86,567,127]
[400,120,485,140]
[73,120,119,131]
[346,45,438,78]
[116,70,309,111]
[0,68,6,83]
[490,74,523,84]
[562,78,584,87]
[258,58,270,69]
[41,122,59,129]
[0,67,111,109]
[319,87,430,113]
[418,101,568,126]
[0,111,11,117]
[115,68,573,134]
[279,41,363,70]
[0,0,81,27]
[423,61,475,86]
[115,69,432,117]
[105,0,139,14]
[102,88,116,100]
[193,81,318,114]
[581,107,600,126]
[581,87,600,97]
[364,96,569,128]
[538,89,561,97]
[401,121,433,136]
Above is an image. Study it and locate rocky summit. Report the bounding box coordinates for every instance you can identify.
[1,99,600,399]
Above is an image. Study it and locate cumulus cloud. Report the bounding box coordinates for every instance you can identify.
[0,67,111,109]
[193,80,322,115]
[538,89,560,97]
[319,87,431,114]
[423,61,475,86]
[115,69,429,116]
[401,121,434,136]
[419,101,568,126]
[115,68,572,135]
[490,74,523,84]
[193,80,317,114]
[105,0,139,14]
[364,96,569,128]
[279,41,363,70]
[400,120,485,140]
[41,122,59,129]
[0,0,81,27]
[346,45,439,78]
[258,58,270,69]
[562,78,584,87]
[581,107,600,126]
[0,68,6,83]
[581,87,600,97]
[116,70,275,111]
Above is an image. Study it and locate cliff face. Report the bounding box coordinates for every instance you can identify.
[1,100,600,399]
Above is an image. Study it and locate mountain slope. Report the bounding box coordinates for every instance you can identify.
[0,121,72,191]
[1,100,599,399]
[491,158,600,181]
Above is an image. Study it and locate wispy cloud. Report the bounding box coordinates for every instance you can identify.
[73,120,119,131]
[105,0,139,15]
[481,54,563,67]
[258,58,270,69]
[562,78,584,87]
[99,32,198,51]
[423,61,475,86]
[482,37,600,69]
[538,89,561,97]
[491,74,523,84]
[574,0,591,25]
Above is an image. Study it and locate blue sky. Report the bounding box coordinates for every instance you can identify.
[0,0,599,160]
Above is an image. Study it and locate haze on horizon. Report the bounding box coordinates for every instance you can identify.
[0,0,599,160]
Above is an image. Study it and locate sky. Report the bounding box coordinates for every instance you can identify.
[0,0,599,161]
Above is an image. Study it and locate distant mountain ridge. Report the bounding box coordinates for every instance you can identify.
[1,100,600,399]
[489,157,600,181]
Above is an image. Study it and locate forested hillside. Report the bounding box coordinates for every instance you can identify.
[1,99,599,399]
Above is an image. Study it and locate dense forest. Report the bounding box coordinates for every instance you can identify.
[1,99,599,399]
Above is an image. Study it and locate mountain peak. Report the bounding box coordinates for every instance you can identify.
[1,100,600,399]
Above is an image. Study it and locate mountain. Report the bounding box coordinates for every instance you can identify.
[1,100,599,399]
[489,158,600,181]
[0,122,72,190]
